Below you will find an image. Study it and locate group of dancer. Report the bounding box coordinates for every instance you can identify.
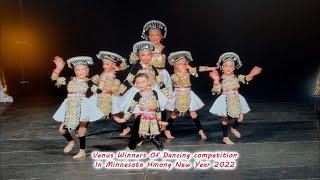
[51,20,262,159]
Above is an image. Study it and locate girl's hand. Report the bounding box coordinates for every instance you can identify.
[55,82,62,88]
[245,66,262,81]
[209,69,220,83]
[248,66,262,77]
[53,56,65,73]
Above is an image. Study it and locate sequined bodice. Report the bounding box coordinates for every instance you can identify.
[67,80,88,94]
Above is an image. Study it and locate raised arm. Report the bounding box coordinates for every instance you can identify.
[199,66,218,72]
[51,56,66,87]
[246,66,262,81]
[209,69,222,94]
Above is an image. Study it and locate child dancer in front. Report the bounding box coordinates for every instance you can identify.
[120,73,164,151]
[165,51,207,140]
[92,51,130,136]
[51,56,104,159]
[200,52,262,145]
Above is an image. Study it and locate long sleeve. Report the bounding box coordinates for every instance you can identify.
[237,74,249,84]
[121,63,142,91]
[153,66,165,89]
[124,92,141,120]
[152,90,162,120]
[188,66,198,77]
[51,71,71,86]
[85,80,96,98]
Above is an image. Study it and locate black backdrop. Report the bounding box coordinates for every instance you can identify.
[1,0,319,101]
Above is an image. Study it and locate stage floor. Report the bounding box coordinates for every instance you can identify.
[0,97,319,180]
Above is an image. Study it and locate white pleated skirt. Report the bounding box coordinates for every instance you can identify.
[53,96,104,122]
[89,93,122,115]
[166,89,204,112]
[209,94,250,117]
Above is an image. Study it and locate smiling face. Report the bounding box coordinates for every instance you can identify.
[74,65,89,79]
[221,60,235,75]
[102,60,116,72]
[134,75,149,91]
[174,59,189,73]
[139,49,153,65]
[148,28,163,45]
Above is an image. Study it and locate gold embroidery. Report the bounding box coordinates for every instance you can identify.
[57,77,66,85]
[64,97,81,131]
[139,119,160,136]
[171,73,191,87]
[98,93,112,116]
[155,75,161,84]
[188,67,197,76]
[175,88,191,113]
[119,62,128,71]
[119,84,127,94]
[96,73,123,116]
[126,73,134,84]
[111,79,121,91]
[221,75,240,91]
[237,74,248,84]
[67,81,88,94]
[135,93,160,135]
[221,75,246,118]
[151,52,166,69]
[91,85,98,93]
[51,73,58,81]
[129,52,139,64]
[226,93,241,118]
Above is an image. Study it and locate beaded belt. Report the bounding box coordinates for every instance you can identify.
[139,109,157,120]
[175,87,190,91]
[67,92,85,97]
[222,89,238,95]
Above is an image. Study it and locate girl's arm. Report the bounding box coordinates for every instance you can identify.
[246,66,262,81]
[209,69,222,94]
[51,56,67,87]
[120,63,141,94]
[199,66,218,72]
[238,66,263,83]
[123,92,141,120]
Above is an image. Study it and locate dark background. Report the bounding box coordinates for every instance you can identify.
[1,0,319,101]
